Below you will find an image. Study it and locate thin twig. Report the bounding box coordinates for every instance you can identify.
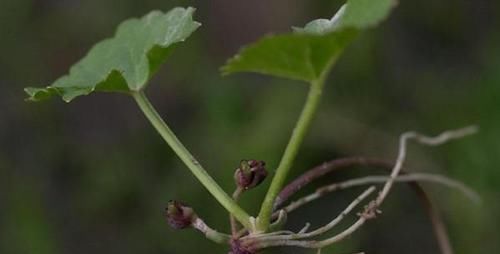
[375,127,477,206]
[255,126,478,250]
[275,157,392,209]
[267,158,463,254]
[230,188,243,236]
[254,218,368,249]
[245,186,376,243]
[278,173,479,215]
[275,125,477,210]
[298,223,311,234]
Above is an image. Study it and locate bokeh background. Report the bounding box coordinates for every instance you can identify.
[1,0,499,253]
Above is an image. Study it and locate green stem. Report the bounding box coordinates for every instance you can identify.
[202,226,231,244]
[256,75,327,231]
[193,218,231,244]
[132,91,251,229]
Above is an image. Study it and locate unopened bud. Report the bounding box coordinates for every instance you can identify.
[234,160,267,190]
[165,200,196,229]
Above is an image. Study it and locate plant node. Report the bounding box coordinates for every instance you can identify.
[358,200,382,220]
[229,239,256,254]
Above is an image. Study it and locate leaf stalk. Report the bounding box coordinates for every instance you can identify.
[132,91,252,229]
[256,70,330,232]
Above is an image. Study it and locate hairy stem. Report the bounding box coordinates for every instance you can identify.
[132,91,251,229]
[257,75,328,231]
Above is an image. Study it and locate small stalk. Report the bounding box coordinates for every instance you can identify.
[230,187,243,236]
[193,218,231,244]
[132,91,251,229]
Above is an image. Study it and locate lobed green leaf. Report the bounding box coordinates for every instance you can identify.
[222,0,397,83]
[25,7,200,102]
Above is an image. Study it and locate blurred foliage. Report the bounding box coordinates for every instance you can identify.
[0,0,499,254]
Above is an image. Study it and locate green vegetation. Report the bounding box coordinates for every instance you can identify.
[14,0,493,253]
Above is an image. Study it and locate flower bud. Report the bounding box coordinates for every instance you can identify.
[165,200,196,229]
[234,160,267,191]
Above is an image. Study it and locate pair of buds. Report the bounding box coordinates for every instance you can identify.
[165,160,267,229]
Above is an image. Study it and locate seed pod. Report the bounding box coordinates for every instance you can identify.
[164,200,196,229]
[234,160,267,190]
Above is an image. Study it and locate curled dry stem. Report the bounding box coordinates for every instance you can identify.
[278,172,480,215]
[242,126,477,252]
[375,125,477,206]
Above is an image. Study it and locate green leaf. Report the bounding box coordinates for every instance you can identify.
[25,7,200,102]
[222,0,396,83]
[221,32,357,82]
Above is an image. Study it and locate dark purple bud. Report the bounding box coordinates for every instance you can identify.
[165,200,196,229]
[234,160,267,191]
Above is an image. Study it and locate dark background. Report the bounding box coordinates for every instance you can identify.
[1,0,499,253]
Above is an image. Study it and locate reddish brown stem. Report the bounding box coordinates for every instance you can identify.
[275,157,392,209]
[409,180,453,254]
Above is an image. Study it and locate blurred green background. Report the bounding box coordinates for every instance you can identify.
[1,0,499,253]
